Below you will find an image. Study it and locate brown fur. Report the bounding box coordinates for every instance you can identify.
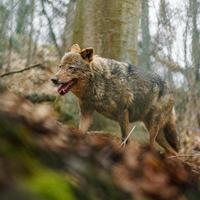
[51,44,179,154]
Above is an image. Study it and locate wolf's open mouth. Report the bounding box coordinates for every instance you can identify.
[57,79,78,95]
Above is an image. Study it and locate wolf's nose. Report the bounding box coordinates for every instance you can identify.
[51,77,59,84]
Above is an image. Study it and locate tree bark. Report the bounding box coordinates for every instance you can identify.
[26,0,35,67]
[6,0,14,72]
[61,0,77,53]
[72,0,140,64]
[140,0,150,69]
[191,0,200,82]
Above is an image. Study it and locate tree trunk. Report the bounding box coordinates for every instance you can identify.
[191,0,200,82]
[26,0,35,67]
[15,0,29,34]
[6,0,14,72]
[72,0,140,64]
[140,0,150,69]
[61,0,77,54]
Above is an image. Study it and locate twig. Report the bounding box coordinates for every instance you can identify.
[0,63,44,78]
[168,154,200,159]
[121,125,136,147]
[152,52,185,74]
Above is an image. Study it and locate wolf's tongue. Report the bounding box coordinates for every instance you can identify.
[57,79,77,95]
[57,83,70,95]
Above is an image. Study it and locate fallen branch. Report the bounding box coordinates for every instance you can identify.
[0,63,44,78]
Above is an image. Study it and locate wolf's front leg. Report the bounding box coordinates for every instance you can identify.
[79,112,93,133]
[119,109,129,146]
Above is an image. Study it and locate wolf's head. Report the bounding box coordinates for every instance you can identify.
[51,44,94,96]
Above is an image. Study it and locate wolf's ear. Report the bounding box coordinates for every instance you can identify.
[70,44,81,53]
[80,47,94,62]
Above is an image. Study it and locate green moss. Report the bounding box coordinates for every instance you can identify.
[0,116,76,200]
[22,169,76,200]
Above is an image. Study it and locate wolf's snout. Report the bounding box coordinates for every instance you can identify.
[51,76,59,85]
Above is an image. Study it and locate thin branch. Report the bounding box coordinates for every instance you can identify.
[152,53,185,74]
[168,154,200,159]
[41,0,62,58]
[0,63,44,78]
[121,125,136,147]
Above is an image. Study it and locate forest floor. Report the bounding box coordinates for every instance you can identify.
[0,89,200,200]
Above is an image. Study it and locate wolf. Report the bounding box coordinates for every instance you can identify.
[51,44,179,154]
